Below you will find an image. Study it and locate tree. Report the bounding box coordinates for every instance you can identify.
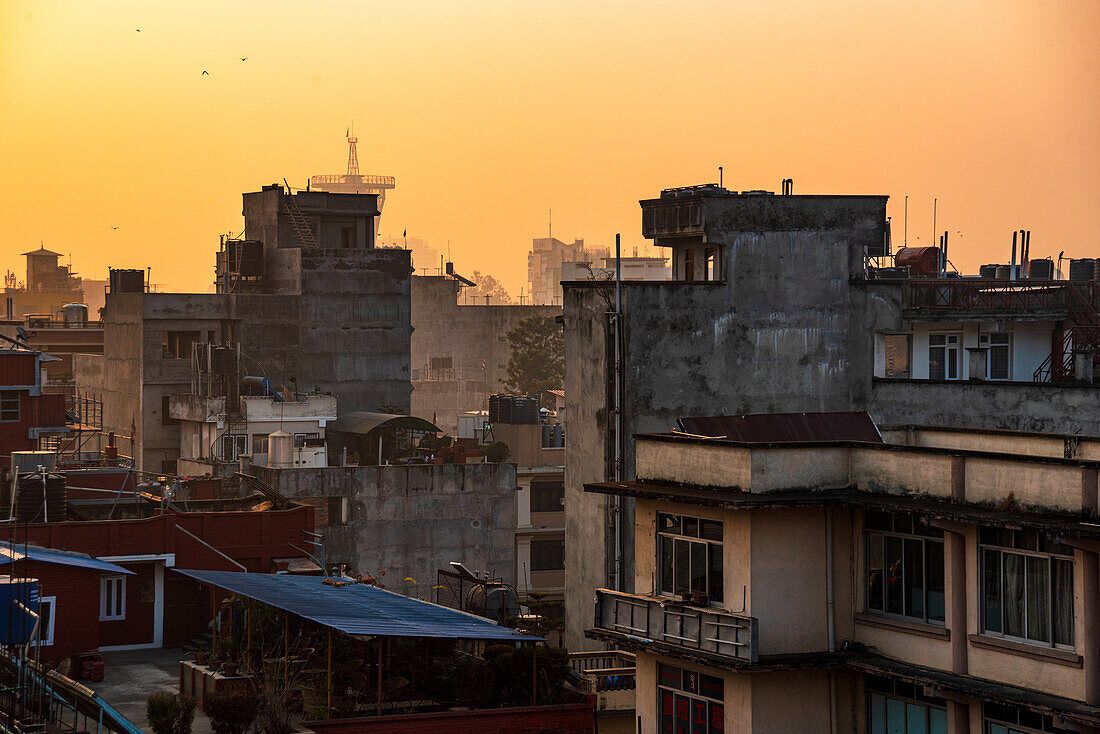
[466,271,513,305]
[503,316,563,396]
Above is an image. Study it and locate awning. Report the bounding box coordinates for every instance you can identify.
[329,411,442,436]
[0,546,134,575]
[175,569,541,642]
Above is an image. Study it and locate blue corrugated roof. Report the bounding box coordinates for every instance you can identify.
[0,546,134,575]
[174,569,541,642]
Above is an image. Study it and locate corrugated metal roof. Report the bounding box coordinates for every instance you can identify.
[0,546,134,575]
[676,411,883,444]
[174,569,542,641]
[329,411,442,436]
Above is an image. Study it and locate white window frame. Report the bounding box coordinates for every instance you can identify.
[100,575,126,621]
[981,332,1012,380]
[928,332,962,380]
[32,596,56,647]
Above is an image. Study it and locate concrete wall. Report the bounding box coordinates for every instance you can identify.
[254,462,517,598]
[410,275,560,434]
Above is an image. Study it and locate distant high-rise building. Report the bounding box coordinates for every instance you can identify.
[528,237,609,306]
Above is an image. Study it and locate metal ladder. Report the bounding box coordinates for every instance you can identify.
[282,179,318,248]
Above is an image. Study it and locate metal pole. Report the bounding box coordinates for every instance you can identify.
[614,233,624,592]
[531,643,537,707]
[283,614,288,693]
[376,641,382,716]
[326,628,332,714]
[1011,231,1018,281]
[931,198,937,251]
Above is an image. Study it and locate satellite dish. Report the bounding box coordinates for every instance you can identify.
[15,326,29,342]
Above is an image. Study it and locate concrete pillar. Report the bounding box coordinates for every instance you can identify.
[950,701,970,734]
[949,531,968,675]
[1083,550,1100,705]
[1074,349,1095,383]
[965,347,988,382]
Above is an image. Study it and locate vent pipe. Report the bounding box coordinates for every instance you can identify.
[1010,231,1018,281]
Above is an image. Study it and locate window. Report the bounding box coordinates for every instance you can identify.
[162,331,200,359]
[982,332,1011,380]
[531,481,565,513]
[0,390,20,422]
[658,663,724,734]
[252,435,269,455]
[982,702,1073,734]
[928,333,960,380]
[866,676,947,734]
[100,576,126,621]
[658,513,723,603]
[980,527,1074,649]
[704,248,716,281]
[161,395,179,426]
[326,496,348,526]
[884,334,912,378]
[220,434,247,461]
[340,225,355,249]
[531,538,565,572]
[33,596,55,647]
[294,432,320,448]
[865,511,945,624]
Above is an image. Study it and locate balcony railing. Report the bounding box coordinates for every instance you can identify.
[593,589,758,663]
[904,279,1100,313]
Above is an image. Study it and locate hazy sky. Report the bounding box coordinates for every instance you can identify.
[2,0,1098,295]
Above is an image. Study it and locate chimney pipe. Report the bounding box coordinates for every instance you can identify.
[1010,231,1018,281]
[942,231,949,276]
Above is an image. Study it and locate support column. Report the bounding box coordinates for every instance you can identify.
[1083,550,1100,705]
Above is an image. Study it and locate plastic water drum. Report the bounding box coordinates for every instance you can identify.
[0,576,40,644]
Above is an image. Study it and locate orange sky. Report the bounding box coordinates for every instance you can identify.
[1,0,1098,296]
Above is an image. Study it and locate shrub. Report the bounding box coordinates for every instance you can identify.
[146,693,196,734]
[203,691,260,734]
[480,441,511,463]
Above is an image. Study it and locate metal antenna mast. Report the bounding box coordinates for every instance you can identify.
[346,125,359,177]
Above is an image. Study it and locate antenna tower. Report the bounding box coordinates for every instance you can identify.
[346,126,359,177]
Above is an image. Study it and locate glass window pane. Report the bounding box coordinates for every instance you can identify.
[904,538,924,619]
[690,542,707,595]
[1026,555,1050,643]
[947,347,958,379]
[674,539,690,594]
[983,549,1002,633]
[905,703,926,733]
[987,725,1007,734]
[1053,558,1074,647]
[709,703,724,734]
[660,514,680,534]
[929,708,947,734]
[929,347,945,380]
[926,541,945,622]
[659,690,674,734]
[869,693,885,734]
[700,519,722,542]
[661,536,674,594]
[867,534,884,611]
[709,545,723,603]
[886,698,905,734]
[1004,553,1026,638]
[683,517,699,538]
[886,536,904,615]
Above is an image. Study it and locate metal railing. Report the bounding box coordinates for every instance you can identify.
[904,279,1099,313]
[593,589,758,663]
[309,174,395,187]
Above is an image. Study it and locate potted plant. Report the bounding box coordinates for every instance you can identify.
[146,692,196,734]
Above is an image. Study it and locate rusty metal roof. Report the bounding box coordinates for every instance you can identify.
[676,411,883,444]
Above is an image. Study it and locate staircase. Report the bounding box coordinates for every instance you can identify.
[1034,282,1100,382]
[282,179,318,248]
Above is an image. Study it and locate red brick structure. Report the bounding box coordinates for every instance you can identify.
[0,347,69,466]
[303,702,597,734]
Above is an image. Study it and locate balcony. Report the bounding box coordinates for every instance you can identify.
[592,589,758,664]
[904,279,1099,318]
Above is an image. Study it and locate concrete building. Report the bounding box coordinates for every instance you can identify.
[251,462,518,599]
[561,184,1100,648]
[529,237,609,306]
[75,185,411,473]
[560,255,670,284]
[3,246,85,319]
[411,271,559,434]
[585,414,1100,733]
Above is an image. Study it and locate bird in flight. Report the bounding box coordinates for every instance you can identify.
[240,57,248,61]
[202,70,209,76]
[111,226,119,230]
[135,29,141,32]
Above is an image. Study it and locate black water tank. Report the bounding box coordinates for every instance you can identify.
[1028,259,1054,280]
[995,265,1012,279]
[1070,259,1097,282]
[109,269,145,293]
[979,264,1000,279]
[489,394,539,425]
[15,473,67,523]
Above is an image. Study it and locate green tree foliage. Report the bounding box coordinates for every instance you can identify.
[481,441,511,463]
[504,316,563,396]
[467,271,513,305]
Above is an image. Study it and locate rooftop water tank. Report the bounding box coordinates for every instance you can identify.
[268,430,293,469]
[1070,259,1096,283]
[1028,259,1054,280]
[894,247,942,278]
[109,269,145,293]
[0,577,40,644]
[15,472,67,523]
[61,303,88,326]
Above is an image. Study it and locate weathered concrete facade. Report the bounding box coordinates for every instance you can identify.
[252,462,517,598]
[562,188,1100,648]
[75,187,411,472]
[410,274,559,434]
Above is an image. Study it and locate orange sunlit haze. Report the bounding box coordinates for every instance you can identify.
[2,0,1099,294]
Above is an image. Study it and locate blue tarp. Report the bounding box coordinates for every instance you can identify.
[0,546,134,575]
[174,569,541,642]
